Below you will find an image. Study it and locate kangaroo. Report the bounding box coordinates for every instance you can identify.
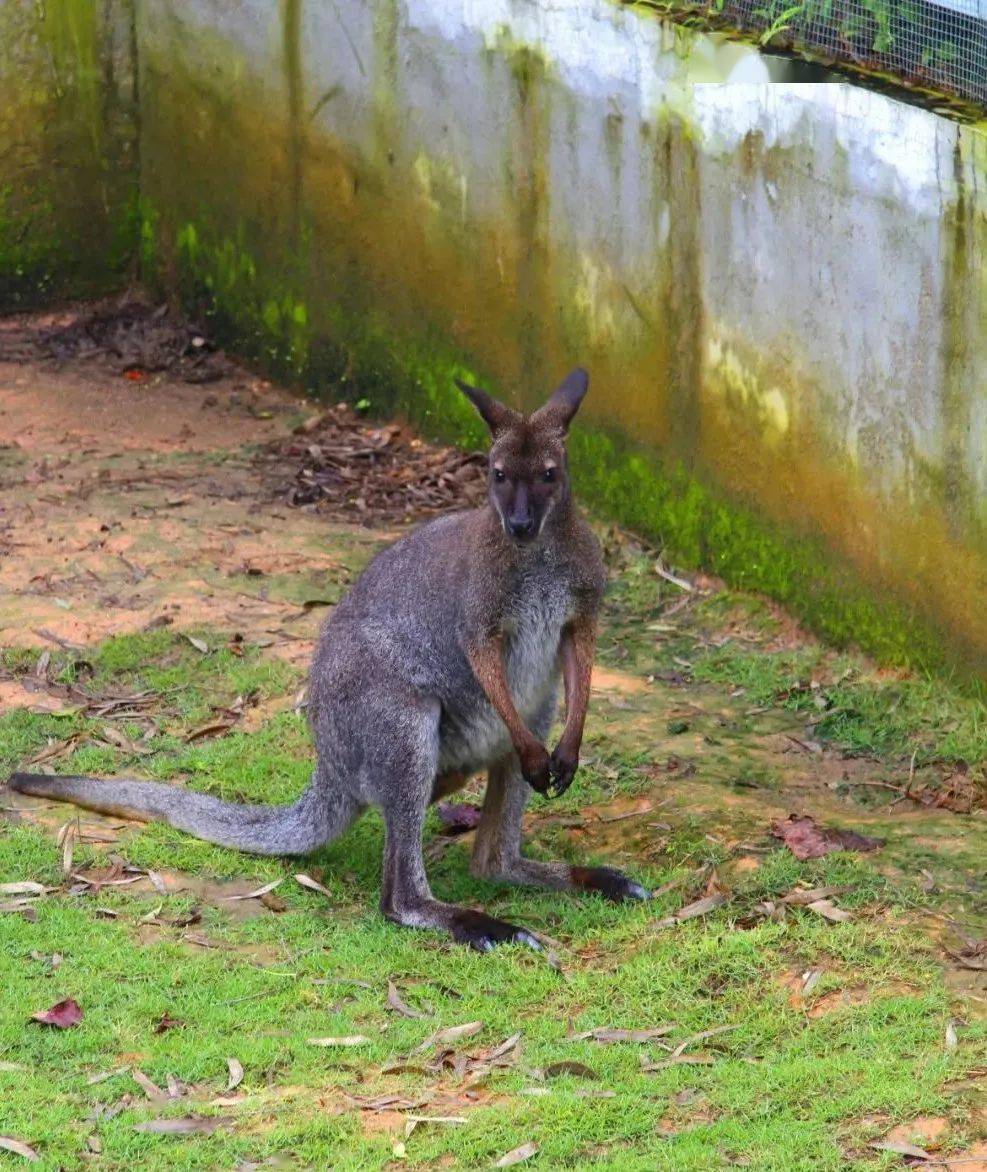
[9,368,649,950]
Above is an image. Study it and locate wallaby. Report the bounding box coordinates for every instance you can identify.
[10,369,649,950]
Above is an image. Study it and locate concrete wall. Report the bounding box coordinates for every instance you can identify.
[0,0,138,309]
[4,0,984,676]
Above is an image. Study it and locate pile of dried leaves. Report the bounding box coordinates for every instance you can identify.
[0,296,230,384]
[266,404,487,524]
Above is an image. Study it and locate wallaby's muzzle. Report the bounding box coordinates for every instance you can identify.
[505,482,537,540]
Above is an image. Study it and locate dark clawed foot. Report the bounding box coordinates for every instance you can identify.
[571,865,652,903]
[449,909,542,953]
[547,748,578,798]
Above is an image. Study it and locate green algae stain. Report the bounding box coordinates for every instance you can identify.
[128,6,987,684]
[0,0,139,309]
[139,200,978,684]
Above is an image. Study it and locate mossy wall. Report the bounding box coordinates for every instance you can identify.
[133,0,986,681]
[0,0,138,309]
[3,0,983,681]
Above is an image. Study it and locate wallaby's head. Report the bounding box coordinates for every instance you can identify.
[456,368,589,544]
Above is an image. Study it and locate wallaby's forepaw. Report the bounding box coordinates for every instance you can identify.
[519,742,553,795]
[547,747,578,798]
[450,909,542,953]
[571,865,651,903]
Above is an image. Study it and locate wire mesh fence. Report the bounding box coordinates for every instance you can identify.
[633,0,987,108]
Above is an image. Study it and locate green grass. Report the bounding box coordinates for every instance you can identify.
[1,626,984,1169]
[691,642,987,769]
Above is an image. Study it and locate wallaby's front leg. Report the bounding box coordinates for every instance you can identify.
[472,754,650,902]
[466,635,552,793]
[549,617,596,796]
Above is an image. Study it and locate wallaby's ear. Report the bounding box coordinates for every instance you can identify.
[531,368,589,436]
[455,378,516,436]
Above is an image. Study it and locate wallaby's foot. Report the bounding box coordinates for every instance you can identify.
[382,896,540,952]
[473,854,650,903]
[570,865,651,903]
[449,908,542,952]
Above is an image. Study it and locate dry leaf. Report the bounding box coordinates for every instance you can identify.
[133,1117,230,1135]
[495,1141,538,1167]
[806,899,852,923]
[185,720,236,742]
[226,1058,244,1091]
[185,635,209,654]
[782,885,851,906]
[294,873,331,897]
[387,980,428,1020]
[436,802,482,835]
[57,822,76,876]
[306,1035,370,1047]
[221,879,284,902]
[571,1025,675,1043]
[0,1137,39,1162]
[86,1067,127,1085]
[416,1020,484,1052]
[642,1054,717,1071]
[403,1115,466,1138]
[133,1070,168,1103]
[671,1024,739,1057]
[30,998,82,1028]
[771,815,882,860]
[655,893,726,929]
[869,1140,932,1159]
[484,1032,522,1061]
[0,882,47,897]
[544,1061,598,1080]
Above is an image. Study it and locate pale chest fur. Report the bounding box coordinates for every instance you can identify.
[501,573,572,705]
[437,571,574,772]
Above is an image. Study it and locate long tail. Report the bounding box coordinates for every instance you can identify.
[8,772,353,856]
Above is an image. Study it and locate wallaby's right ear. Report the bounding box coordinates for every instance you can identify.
[455,379,516,436]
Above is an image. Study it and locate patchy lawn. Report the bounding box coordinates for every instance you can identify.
[0,312,984,1170]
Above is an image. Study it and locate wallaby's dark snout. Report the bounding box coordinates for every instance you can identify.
[506,483,535,540]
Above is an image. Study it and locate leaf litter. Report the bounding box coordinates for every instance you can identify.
[30,998,83,1028]
[771,814,883,860]
[0,1137,39,1162]
[387,980,431,1020]
[263,401,487,524]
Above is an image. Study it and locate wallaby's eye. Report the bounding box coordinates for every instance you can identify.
[542,467,556,483]
[493,468,506,483]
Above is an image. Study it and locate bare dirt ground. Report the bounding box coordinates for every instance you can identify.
[0,305,984,1170]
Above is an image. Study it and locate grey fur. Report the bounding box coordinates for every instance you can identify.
[9,371,650,948]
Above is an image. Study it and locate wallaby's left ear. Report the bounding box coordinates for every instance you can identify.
[455,378,518,436]
[531,368,589,435]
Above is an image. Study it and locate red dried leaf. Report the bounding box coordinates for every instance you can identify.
[771,815,882,861]
[436,803,482,835]
[31,998,83,1029]
[154,1013,182,1034]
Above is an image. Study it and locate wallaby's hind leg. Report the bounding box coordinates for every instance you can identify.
[471,755,650,903]
[380,790,541,951]
[371,706,540,952]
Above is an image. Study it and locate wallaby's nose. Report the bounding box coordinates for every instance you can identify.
[508,515,535,539]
